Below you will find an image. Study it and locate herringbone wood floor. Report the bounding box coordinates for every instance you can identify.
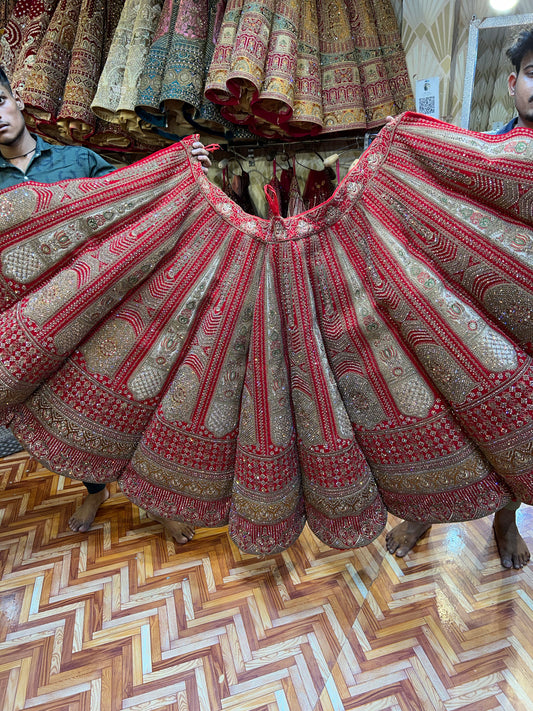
[1,453,532,711]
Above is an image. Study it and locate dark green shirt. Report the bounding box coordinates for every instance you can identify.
[0,134,114,189]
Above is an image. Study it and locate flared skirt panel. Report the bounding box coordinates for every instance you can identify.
[1,113,532,554]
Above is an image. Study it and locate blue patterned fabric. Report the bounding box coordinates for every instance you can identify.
[0,427,23,457]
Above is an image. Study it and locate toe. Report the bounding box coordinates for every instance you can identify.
[501,555,513,568]
[385,532,398,554]
[184,527,195,540]
[174,528,194,544]
[395,543,410,557]
[514,556,523,568]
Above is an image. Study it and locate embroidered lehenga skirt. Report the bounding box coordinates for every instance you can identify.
[1,113,532,555]
[205,0,414,137]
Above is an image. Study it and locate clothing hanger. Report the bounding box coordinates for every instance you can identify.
[323,137,367,180]
[323,153,341,183]
[293,153,326,171]
[226,154,245,174]
[274,151,291,170]
[218,155,270,185]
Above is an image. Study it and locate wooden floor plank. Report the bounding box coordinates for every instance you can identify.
[1,454,533,709]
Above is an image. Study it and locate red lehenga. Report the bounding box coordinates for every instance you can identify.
[1,113,533,555]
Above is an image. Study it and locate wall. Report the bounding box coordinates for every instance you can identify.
[401,0,532,126]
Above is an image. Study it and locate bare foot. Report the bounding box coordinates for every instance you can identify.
[493,507,530,569]
[68,487,109,532]
[148,512,195,545]
[386,521,432,557]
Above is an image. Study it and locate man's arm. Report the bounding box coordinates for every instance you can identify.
[86,149,115,177]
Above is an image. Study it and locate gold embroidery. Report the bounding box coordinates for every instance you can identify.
[365,210,519,375]
[304,477,378,518]
[128,249,223,400]
[372,447,491,494]
[338,373,385,428]
[385,165,533,269]
[161,366,200,423]
[232,487,300,524]
[333,239,435,418]
[81,319,137,378]
[402,123,533,161]
[484,283,533,345]
[132,448,233,499]
[27,388,140,458]
[23,269,78,327]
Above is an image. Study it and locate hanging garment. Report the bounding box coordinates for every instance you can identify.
[189,0,230,133]
[303,167,335,210]
[224,169,257,216]
[286,170,305,217]
[0,113,532,556]
[205,0,314,136]
[18,0,129,147]
[279,160,305,217]
[91,0,165,143]
[135,0,209,136]
[0,0,58,89]
[135,0,249,140]
[184,0,253,139]
[205,0,414,138]
[279,164,292,210]
[22,0,103,132]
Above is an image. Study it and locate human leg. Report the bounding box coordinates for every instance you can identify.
[386,500,530,569]
[68,481,109,532]
[493,499,530,569]
[0,430,108,534]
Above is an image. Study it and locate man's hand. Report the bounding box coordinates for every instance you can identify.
[191,141,211,175]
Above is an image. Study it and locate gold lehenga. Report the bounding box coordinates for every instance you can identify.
[91,0,166,145]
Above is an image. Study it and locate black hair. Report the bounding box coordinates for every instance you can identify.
[506,27,533,74]
[0,67,13,93]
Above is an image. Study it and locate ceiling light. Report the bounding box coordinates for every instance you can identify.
[489,0,519,11]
